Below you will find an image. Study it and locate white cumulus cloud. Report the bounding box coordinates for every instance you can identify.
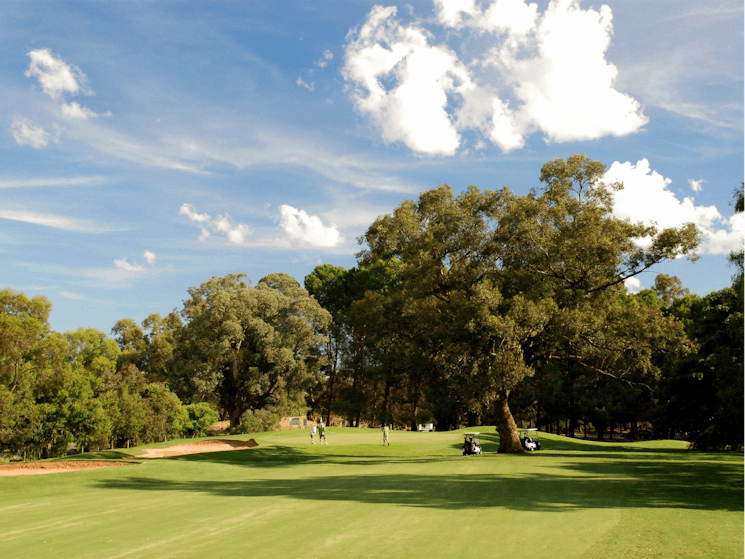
[315,50,334,68]
[143,250,156,265]
[214,215,251,246]
[24,49,108,121]
[25,48,92,100]
[624,276,642,294]
[688,179,704,192]
[604,159,743,255]
[342,5,472,155]
[10,116,49,148]
[114,257,145,273]
[179,203,251,246]
[279,205,342,248]
[343,0,646,154]
[179,203,211,222]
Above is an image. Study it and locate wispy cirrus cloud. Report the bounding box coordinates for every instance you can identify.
[296,77,315,92]
[60,291,107,304]
[0,175,110,188]
[0,209,111,233]
[61,101,111,120]
[60,291,88,300]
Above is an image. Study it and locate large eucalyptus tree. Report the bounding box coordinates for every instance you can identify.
[359,155,699,452]
[174,273,330,428]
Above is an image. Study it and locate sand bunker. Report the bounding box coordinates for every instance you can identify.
[0,439,258,476]
[0,461,136,477]
[135,438,258,459]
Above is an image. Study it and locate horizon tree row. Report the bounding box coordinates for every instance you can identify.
[2,158,741,456]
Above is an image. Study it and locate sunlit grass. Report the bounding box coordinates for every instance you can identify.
[1,428,741,559]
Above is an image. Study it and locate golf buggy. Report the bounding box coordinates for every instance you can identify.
[462,432,482,455]
[519,428,541,451]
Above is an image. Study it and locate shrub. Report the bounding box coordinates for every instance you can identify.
[234,409,280,434]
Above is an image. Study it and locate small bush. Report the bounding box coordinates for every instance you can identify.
[185,403,220,437]
[234,409,280,434]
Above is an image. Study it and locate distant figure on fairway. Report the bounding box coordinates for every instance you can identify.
[318,422,328,444]
[382,424,390,446]
[310,423,317,444]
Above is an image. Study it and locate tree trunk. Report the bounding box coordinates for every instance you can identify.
[495,390,524,453]
[596,422,605,441]
[380,378,391,426]
[229,407,244,430]
[325,342,338,427]
[409,376,422,432]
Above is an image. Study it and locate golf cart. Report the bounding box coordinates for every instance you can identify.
[519,428,541,451]
[462,432,482,455]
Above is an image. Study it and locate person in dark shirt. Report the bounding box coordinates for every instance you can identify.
[318,422,328,445]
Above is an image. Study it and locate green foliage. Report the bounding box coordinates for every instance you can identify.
[727,183,744,285]
[658,286,744,449]
[351,155,698,450]
[184,402,220,437]
[174,272,331,428]
[233,408,280,434]
[0,293,187,457]
[111,312,181,382]
[652,274,690,307]
[143,382,188,442]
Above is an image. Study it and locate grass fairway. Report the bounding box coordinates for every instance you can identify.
[1,428,742,559]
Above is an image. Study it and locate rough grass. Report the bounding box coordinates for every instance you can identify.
[0,428,742,559]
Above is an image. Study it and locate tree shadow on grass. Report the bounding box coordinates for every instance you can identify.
[165,445,460,468]
[95,460,742,513]
[95,440,743,514]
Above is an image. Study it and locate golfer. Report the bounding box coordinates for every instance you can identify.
[318,422,328,444]
[382,424,390,446]
[310,423,317,444]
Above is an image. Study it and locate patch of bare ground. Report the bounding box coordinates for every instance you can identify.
[135,438,258,459]
[0,461,136,477]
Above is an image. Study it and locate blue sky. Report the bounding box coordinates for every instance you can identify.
[1,0,742,333]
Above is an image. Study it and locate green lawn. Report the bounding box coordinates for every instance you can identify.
[1,428,742,559]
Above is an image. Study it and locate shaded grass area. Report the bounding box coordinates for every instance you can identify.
[0,428,741,559]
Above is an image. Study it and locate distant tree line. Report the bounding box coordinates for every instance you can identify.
[1,157,741,458]
[0,292,221,459]
[0,272,326,459]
